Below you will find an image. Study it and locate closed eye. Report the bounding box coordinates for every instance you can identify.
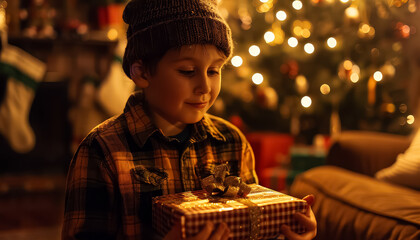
[178,70,195,76]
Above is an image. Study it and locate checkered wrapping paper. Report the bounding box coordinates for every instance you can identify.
[152,184,307,239]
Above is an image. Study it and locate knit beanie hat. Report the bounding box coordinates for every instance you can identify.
[122,0,233,78]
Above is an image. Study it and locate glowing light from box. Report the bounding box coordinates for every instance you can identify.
[260,0,269,2]
[373,71,383,82]
[301,96,312,108]
[407,115,415,125]
[292,0,303,10]
[304,43,315,54]
[320,84,331,95]
[288,37,298,47]
[340,0,350,3]
[249,45,261,56]
[264,31,275,43]
[231,56,243,67]
[327,37,337,48]
[107,28,119,41]
[276,10,287,21]
[252,73,264,85]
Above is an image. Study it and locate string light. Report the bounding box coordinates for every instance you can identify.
[288,37,298,47]
[276,10,287,21]
[320,84,331,95]
[345,6,359,19]
[350,73,359,83]
[407,115,415,125]
[249,45,261,56]
[373,71,383,81]
[252,73,264,85]
[292,0,303,10]
[327,37,337,48]
[301,96,312,108]
[304,43,315,54]
[264,31,275,43]
[231,56,243,67]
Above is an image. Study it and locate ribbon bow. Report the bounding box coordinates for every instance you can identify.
[201,164,251,198]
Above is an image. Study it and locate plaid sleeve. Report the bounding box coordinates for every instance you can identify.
[62,137,120,240]
[240,140,259,185]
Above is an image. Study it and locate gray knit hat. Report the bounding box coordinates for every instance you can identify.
[122,0,233,78]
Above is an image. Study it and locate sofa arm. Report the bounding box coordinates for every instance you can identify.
[326,131,411,177]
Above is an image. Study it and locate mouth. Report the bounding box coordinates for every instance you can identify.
[186,102,208,109]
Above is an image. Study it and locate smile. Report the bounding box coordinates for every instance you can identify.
[186,102,207,109]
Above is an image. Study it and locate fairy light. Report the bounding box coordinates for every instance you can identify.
[320,84,331,95]
[340,0,350,3]
[327,37,337,48]
[373,71,383,82]
[350,73,359,83]
[345,6,359,19]
[292,0,303,10]
[407,115,415,125]
[231,56,243,67]
[288,37,298,47]
[276,10,287,21]
[304,43,315,54]
[264,31,275,43]
[249,45,261,56]
[301,96,312,108]
[343,60,353,70]
[252,73,264,85]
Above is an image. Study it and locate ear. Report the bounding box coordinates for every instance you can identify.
[130,61,150,88]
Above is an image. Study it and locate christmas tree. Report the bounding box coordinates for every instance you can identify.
[214,0,419,143]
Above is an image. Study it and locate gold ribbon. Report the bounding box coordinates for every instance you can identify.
[201,164,252,198]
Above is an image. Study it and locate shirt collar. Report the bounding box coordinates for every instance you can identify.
[124,92,226,147]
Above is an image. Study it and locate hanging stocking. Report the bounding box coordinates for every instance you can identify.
[0,45,46,153]
[97,39,135,116]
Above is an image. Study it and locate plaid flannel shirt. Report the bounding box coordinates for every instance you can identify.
[62,92,258,240]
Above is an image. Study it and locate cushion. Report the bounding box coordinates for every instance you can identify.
[290,166,420,240]
[375,130,420,190]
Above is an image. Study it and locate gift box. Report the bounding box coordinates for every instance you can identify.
[153,184,307,239]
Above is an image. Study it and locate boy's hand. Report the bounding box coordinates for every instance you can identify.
[164,221,230,240]
[280,194,317,240]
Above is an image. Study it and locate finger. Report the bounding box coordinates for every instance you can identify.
[221,225,230,240]
[192,222,214,240]
[281,225,305,240]
[294,212,316,231]
[281,224,317,240]
[302,194,315,206]
[209,222,229,240]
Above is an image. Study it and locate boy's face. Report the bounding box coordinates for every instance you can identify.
[137,44,227,135]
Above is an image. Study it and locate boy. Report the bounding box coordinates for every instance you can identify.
[62,0,317,239]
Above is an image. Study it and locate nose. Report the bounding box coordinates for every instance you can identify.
[194,73,211,94]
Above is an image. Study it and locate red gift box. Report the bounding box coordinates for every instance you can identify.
[153,184,307,239]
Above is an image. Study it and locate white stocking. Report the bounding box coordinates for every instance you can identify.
[0,45,46,153]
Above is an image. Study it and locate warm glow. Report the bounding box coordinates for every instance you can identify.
[340,0,350,3]
[231,56,243,67]
[320,84,331,95]
[304,43,315,54]
[301,96,312,108]
[327,37,337,48]
[276,10,287,21]
[292,0,303,10]
[264,31,276,43]
[249,45,261,56]
[259,0,269,2]
[252,73,264,85]
[373,71,383,82]
[288,37,298,47]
